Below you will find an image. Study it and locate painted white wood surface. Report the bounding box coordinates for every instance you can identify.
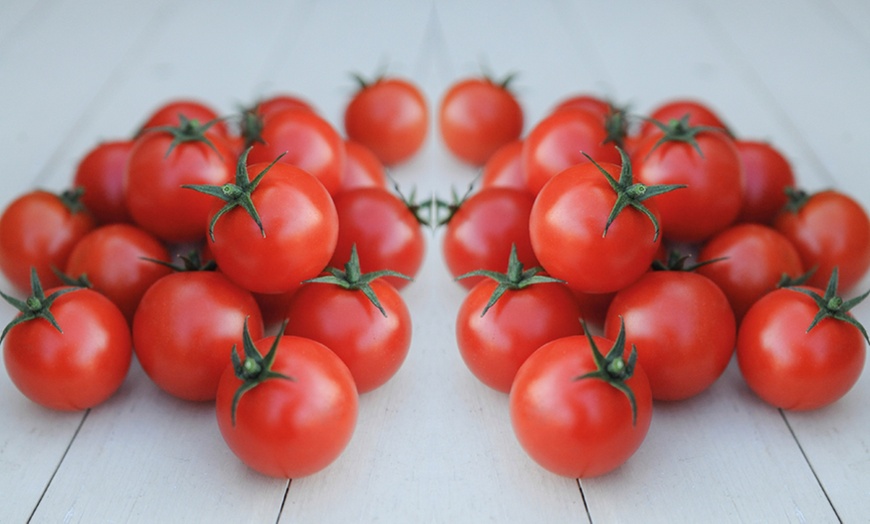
[1,1,867,522]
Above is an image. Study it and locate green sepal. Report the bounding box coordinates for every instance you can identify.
[145,114,226,159]
[789,267,870,344]
[0,267,82,343]
[431,180,476,229]
[141,250,218,272]
[651,249,727,272]
[781,186,812,214]
[642,114,727,158]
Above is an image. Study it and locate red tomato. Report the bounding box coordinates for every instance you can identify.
[736,275,867,410]
[72,140,134,224]
[439,76,524,165]
[605,270,736,400]
[442,187,537,290]
[480,140,527,191]
[340,140,388,192]
[133,270,264,401]
[2,277,131,410]
[64,223,173,324]
[137,98,230,138]
[124,121,236,243]
[638,98,729,139]
[735,140,796,224]
[455,261,583,393]
[523,107,621,195]
[773,189,870,294]
[0,189,96,295]
[247,108,346,196]
[215,327,358,478]
[697,223,804,322]
[509,328,653,478]
[283,265,412,393]
[633,125,743,243]
[330,187,424,290]
[344,76,428,166]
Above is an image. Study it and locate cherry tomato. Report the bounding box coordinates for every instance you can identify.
[605,270,736,401]
[2,275,131,410]
[773,189,870,294]
[72,140,134,224]
[735,140,795,224]
[439,75,523,165]
[344,76,428,166]
[509,326,652,478]
[64,223,173,324]
[638,98,729,139]
[215,326,358,478]
[480,140,527,191]
[340,140,388,193]
[137,98,231,139]
[0,189,95,295]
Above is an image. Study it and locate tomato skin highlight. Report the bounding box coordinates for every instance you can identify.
[509,334,652,478]
[3,287,132,410]
[737,287,866,410]
[215,335,358,478]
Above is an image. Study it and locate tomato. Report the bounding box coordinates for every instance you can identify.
[509,324,653,478]
[735,140,796,224]
[250,93,315,121]
[442,187,537,290]
[633,122,744,243]
[344,76,428,166]
[773,189,870,294]
[638,98,729,139]
[72,139,134,224]
[64,223,173,324]
[736,271,868,410]
[137,98,231,139]
[1,271,131,410]
[480,140,527,191]
[247,108,346,196]
[215,323,358,478]
[192,152,338,295]
[529,150,677,294]
[604,270,736,401]
[0,189,96,295]
[455,248,583,392]
[124,119,236,243]
[330,187,424,290]
[340,140,388,193]
[438,75,524,166]
[551,93,614,120]
[133,270,264,401]
[697,223,804,322]
[283,249,412,393]
[523,107,621,195]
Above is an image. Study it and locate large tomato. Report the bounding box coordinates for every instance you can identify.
[215,324,358,478]
[509,324,653,478]
[72,139,134,224]
[0,189,96,295]
[1,272,131,410]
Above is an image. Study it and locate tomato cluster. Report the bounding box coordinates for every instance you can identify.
[0,77,428,478]
[441,88,870,478]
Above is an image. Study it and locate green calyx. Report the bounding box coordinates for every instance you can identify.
[586,146,685,241]
[573,317,641,426]
[644,114,725,157]
[392,181,437,229]
[603,107,630,148]
[789,267,870,344]
[0,267,81,342]
[239,109,266,150]
[230,317,295,426]
[59,187,89,214]
[652,249,726,272]
[781,186,812,214]
[142,250,217,272]
[303,244,412,317]
[182,147,285,242]
[431,181,476,229]
[455,244,564,317]
[146,114,225,159]
[776,266,817,289]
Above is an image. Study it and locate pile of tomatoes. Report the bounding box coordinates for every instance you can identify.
[1,70,869,482]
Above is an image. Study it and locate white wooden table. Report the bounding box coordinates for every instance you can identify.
[2,1,869,522]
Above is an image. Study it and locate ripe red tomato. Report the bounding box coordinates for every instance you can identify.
[63,223,173,324]
[736,275,867,410]
[735,140,796,224]
[633,124,743,242]
[215,327,358,478]
[605,270,736,400]
[133,270,264,401]
[638,98,729,139]
[124,121,235,243]
[523,107,621,195]
[509,327,653,478]
[330,187,424,290]
[340,140,388,193]
[697,223,804,322]
[773,189,870,294]
[72,139,134,224]
[442,187,537,290]
[2,276,131,410]
[247,108,346,196]
[439,75,524,166]
[480,140,526,191]
[0,189,96,295]
[344,76,428,166]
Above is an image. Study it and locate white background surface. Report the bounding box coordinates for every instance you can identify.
[1,0,869,522]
